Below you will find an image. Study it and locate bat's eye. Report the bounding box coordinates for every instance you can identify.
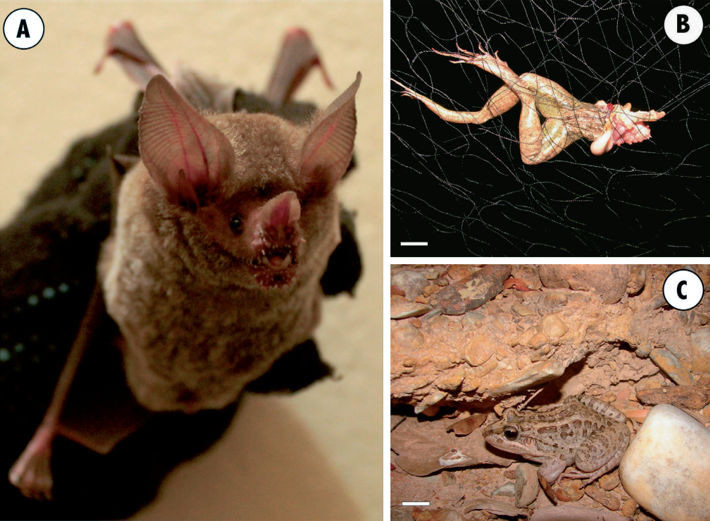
[229,215,243,235]
[503,427,518,441]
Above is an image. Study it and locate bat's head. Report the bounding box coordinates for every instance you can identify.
[590,101,665,156]
[137,73,360,289]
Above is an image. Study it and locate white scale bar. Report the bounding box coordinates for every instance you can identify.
[400,241,428,246]
[401,501,430,506]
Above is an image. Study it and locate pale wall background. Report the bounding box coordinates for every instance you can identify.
[0,1,382,519]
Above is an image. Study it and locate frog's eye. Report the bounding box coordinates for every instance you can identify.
[503,426,518,440]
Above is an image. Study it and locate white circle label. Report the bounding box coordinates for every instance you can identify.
[663,269,704,310]
[3,8,44,50]
[664,6,703,45]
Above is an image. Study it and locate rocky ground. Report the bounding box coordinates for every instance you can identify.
[390,264,710,521]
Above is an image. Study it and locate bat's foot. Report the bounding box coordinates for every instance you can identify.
[9,425,55,501]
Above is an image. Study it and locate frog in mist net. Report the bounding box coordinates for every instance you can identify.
[392,46,666,165]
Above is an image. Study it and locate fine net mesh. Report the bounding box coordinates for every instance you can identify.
[391,0,710,256]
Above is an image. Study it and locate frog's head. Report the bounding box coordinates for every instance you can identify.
[483,409,539,456]
[590,101,665,156]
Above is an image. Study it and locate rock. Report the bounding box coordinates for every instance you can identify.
[690,328,710,370]
[391,507,415,521]
[419,266,448,280]
[446,265,475,281]
[488,360,565,396]
[627,266,646,295]
[392,270,429,299]
[460,311,485,327]
[392,323,426,350]
[435,367,465,392]
[511,303,535,316]
[392,296,432,319]
[446,414,486,436]
[635,341,651,358]
[619,404,710,521]
[538,265,629,304]
[529,505,631,521]
[541,292,568,309]
[585,483,621,510]
[414,390,447,414]
[636,384,709,410]
[539,314,568,339]
[529,331,548,348]
[411,509,466,521]
[649,348,693,385]
[514,463,539,507]
[463,335,498,367]
[511,266,542,290]
[598,471,620,491]
[621,499,637,518]
[464,499,527,518]
[422,284,439,297]
[492,481,516,498]
[555,479,584,502]
[431,265,511,315]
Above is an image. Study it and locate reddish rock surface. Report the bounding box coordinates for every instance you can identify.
[391,264,710,520]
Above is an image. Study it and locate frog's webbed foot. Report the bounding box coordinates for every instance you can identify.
[432,45,518,86]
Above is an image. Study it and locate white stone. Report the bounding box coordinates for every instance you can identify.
[619,404,710,521]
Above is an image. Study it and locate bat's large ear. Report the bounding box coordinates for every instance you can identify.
[300,72,361,195]
[139,75,234,208]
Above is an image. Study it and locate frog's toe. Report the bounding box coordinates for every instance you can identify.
[561,467,605,486]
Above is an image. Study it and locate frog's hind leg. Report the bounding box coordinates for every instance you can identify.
[564,427,629,486]
[517,109,576,165]
[433,47,524,89]
[433,48,579,164]
[392,79,518,124]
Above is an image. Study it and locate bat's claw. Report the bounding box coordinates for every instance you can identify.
[9,425,55,501]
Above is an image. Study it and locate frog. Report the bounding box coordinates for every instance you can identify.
[392,46,665,165]
[483,395,629,497]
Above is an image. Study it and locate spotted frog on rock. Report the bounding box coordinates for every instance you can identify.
[484,395,629,493]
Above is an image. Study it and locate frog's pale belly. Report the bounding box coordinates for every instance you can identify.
[484,395,629,486]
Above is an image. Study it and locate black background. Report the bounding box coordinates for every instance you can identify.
[391,0,710,256]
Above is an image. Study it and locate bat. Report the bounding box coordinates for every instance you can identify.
[100,70,361,412]
[3,22,362,510]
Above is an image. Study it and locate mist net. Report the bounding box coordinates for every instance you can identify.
[391,0,710,256]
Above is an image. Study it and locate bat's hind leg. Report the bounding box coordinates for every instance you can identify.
[8,285,104,500]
